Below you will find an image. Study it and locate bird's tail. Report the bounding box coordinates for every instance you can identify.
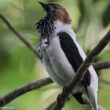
[87,87,98,110]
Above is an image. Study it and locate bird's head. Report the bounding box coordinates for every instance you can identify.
[38,2,72,24]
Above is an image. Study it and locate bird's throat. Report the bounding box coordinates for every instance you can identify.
[36,13,55,39]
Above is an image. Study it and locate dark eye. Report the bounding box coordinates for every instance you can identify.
[53,5,57,9]
[50,4,57,9]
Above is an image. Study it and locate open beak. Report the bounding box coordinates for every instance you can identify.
[38,2,50,12]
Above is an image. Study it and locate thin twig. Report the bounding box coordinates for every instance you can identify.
[0,77,52,107]
[0,13,41,59]
[52,30,110,110]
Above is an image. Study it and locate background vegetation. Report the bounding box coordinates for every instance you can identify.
[0,0,110,110]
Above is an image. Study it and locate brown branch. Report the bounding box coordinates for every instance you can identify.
[0,13,41,59]
[52,30,110,110]
[93,61,110,70]
[0,77,53,107]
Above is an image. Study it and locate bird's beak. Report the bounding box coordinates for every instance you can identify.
[38,2,50,12]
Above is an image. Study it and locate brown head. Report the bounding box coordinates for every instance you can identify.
[38,2,72,24]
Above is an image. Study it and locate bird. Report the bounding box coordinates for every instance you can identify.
[36,2,98,110]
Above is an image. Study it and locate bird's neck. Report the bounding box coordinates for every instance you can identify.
[54,20,76,39]
[37,17,76,40]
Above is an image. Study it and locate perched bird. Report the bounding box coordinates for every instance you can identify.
[36,2,98,110]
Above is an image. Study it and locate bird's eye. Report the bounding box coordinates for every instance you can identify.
[53,5,57,9]
[50,4,57,9]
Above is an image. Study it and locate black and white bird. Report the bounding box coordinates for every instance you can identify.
[36,2,98,110]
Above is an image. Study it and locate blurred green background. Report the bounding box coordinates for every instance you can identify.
[0,0,110,110]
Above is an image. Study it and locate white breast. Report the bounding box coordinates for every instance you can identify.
[42,36,75,87]
[41,20,84,87]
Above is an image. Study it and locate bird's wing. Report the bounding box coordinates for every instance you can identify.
[58,32,91,87]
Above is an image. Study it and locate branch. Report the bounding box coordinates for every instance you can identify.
[0,77,53,107]
[93,61,110,70]
[52,30,110,110]
[0,13,41,59]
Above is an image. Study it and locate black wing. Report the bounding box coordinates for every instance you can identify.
[58,32,91,86]
[58,32,91,103]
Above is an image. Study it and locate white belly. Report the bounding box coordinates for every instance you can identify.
[42,37,75,87]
